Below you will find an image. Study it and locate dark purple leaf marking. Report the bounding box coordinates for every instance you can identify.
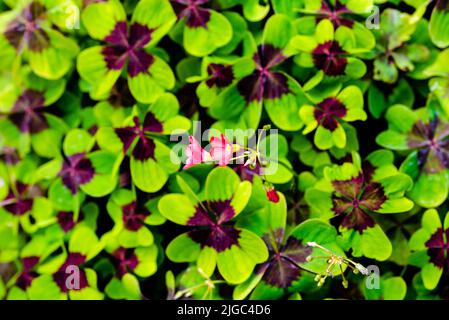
[115,114,163,161]
[8,89,48,134]
[53,253,88,292]
[0,146,20,165]
[171,0,211,28]
[206,63,234,88]
[425,228,449,270]
[111,247,139,278]
[186,200,241,252]
[3,182,37,216]
[312,41,348,76]
[102,22,154,77]
[57,211,84,233]
[59,153,95,194]
[122,201,149,231]
[260,229,312,289]
[317,0,354,28]
[237,45,290,103]
[314,97,347,131]
[189,226,240,253]
[4,1,50,52]
[407,117,449,174]
[16,256,39,290]
[331,162,386,233]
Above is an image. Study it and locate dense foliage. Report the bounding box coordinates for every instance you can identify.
[0,0,449,300]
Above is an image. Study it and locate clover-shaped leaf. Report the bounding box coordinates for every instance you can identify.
[377,105,449,208]
[97,93,190,193]
[409,209,449,290]
[78,0,176,102]
[306,151,413,260]
[209,14,309,131]
[300,85,366,150]
[0,1,79,79]
[159,166,267,284]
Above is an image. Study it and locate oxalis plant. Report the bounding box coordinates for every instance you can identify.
[1,0,449,301]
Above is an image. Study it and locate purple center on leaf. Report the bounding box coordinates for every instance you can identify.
[0,147,20,165]
[331,162,386,233]
[314,97,347,131]
[53,253,88,293]
[262,233,312,289]
[4,1,50,52]
[237,45,290,103]
[187,200,240,252]
[312,41,348,76]
[59,153,95,194]
[115,113,163,161]
[57,211,83,233]
[425,228,449,270]
[16,256,39,290]
[206,63,234,88]
[102,22,154,77]
[317,0,354,28]
[111,247,139,278]
[3,182,35,216]
[407,117,449,174]
[171,0,211,28]
[122,201,149,231]
[8,89,48,134]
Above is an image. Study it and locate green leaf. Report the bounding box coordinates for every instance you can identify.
[166,233,202,262]
[77,46,121,100]
[135,245,158,278]
[28,275,65,300]
[81,0,126,40]
[264,74,307,131]
[28,29,79,80]
[132,0,176,47]
[206,167,240,201]
[407,171,449,208]
[355,225,392,261]
[197,246,217,277]
[130,140,178,193]
[128,55,175,103]
[183,11,232,57]
[158,194,196,225]
[63,129,94,156]
[81,151,117,197]
[238,193,287,237]
[421,263,443,290]
[429,4,449,48]
[315,19,334,44]
[69,226,102,259]
[233,271,265,300]
[263,14,294,50]
[216,229,268,284]
[119,227,153,248]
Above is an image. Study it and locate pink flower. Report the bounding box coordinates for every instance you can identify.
[210,134,233,166]
[266,187,280,203]
[184,136,211,170]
